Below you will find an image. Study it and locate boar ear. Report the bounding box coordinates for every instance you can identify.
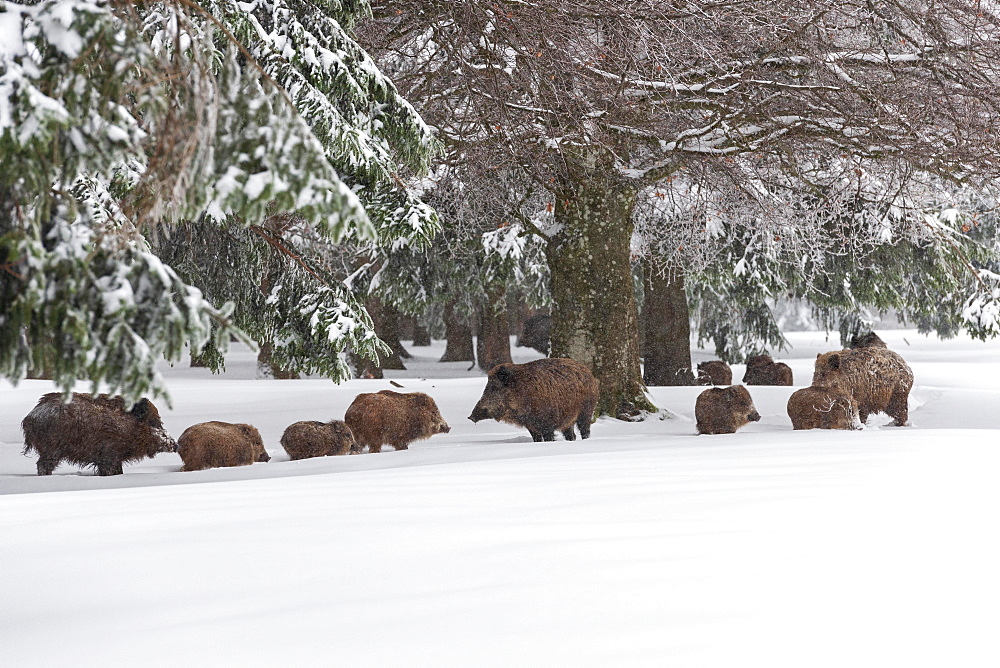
[495,364,515,387]
[130,398,152,421]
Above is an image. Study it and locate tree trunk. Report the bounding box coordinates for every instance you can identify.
[642,263,695,386]
[257,341,300,379]
[412,321,431,347]
[477,285,513,372]
[548,168,655,418]
[366,297,407,370]
[440,299,475,362]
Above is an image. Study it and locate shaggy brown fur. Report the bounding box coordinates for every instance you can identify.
[695,385,761,435]
[468,358,599,442]
[696,360,732,386]
[345,391,450,453]
[812,348,913,426]
[281,420,356,460]
[178,421,270,472]
[742,354,793,386]
[21,393,177,476]
[787,386,860,430]
[849,332,888,349]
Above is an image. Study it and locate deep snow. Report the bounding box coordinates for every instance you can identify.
[2,330,999,666]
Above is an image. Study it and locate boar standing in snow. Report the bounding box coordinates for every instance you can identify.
[178,421,270,471]
[742,354,793,386]
[696,360,732,386]
[695,385,761,435]
[468,358,599,442]
[345,390,450,453]
[21,392,177,476]
[281,420,356,460]
[786,386,861,430]
[812,347,913,426]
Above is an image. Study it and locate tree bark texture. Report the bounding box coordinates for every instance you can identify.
[411,321,432,347]
[439,299,475,362]
[477,285,513,372]
[642,264,695,386]
[366,297,407,370]
[256,341,300,379]
[547,172,655,418]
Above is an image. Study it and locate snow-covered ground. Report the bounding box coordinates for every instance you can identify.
[2,330,999,666]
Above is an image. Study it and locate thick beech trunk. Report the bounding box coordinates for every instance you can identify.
[412,322,432,347]
[440,300,475,362]
[642,263,695,386]
[548,170,655,418]
[257,341,300,379]
[477,285,513,372]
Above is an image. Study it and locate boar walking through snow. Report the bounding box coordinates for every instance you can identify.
[695,385,761,435]
[345,391,450,453]
[178,421,270,471]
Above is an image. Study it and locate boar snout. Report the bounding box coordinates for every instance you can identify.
[748,411,761,422]
[468,407,489,423]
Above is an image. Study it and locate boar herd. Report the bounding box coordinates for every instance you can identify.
[19,335,913,475]
[695,333,913,434]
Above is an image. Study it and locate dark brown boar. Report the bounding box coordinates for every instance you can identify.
[281,420,356,460]
[21,392,177,476]
[178,421,270,472]
[695,385,761,435]
[813,347,913,426]
[848,332,888,349]
[787,386,861,430]
[468,358,599,442]
[696,360,732,386]
[345,390,450,453]
[742,354,793,386]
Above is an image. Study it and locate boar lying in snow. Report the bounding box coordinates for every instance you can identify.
[281,420,356,460]
[21,393,177,476]
[812,347,913,426]
[695,385,761,435]
[696,360,732,386]
[345,390,450,453]
[742,354,793,386]
[178,421,270,471]
[786,386,861,430]
[468,358,599,442]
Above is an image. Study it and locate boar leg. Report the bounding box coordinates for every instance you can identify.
[369,443,382,454]
[887,391,909,426]
[96,458,124,476]
[36,456,59,476]
[393,443,409,451]
[561,428,577,441]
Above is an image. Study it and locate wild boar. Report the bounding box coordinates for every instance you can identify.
[695,385,761,435]
[849,332,888,349]
[742,354,793,386]
[787,386,861,430]
[21,392,177,476]
[468,358,599,442]
[178,421,270,472]
[813,347,913,426]
[345,390,450,453]
[281,420,356,460]
[696,360,733,386]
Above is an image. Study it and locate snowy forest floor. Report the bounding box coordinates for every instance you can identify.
[2,330,999,666]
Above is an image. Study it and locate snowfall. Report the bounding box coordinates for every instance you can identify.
[2,329,999,667]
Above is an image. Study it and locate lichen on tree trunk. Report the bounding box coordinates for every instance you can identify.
[547,167,656,418]
[643,262,695,386]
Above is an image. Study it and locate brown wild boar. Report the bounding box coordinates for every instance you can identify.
[696,360,733,386]
[468,358,599,442]
[813,347,913,426]
[695,385,761,435]
[178,421,270,472]
[742,354,793,386]
[787,386,861,430]
[21,392,177,476]
[281,420,356,460]
[345,390,450,453]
